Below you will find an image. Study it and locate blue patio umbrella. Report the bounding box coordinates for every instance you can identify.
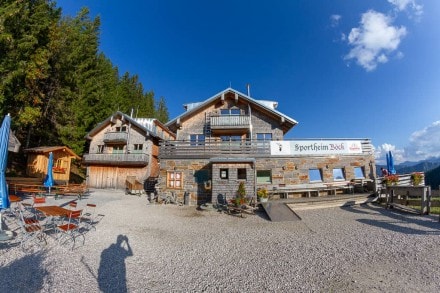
[43,152,54,194]
[0,114,12,240]
[386,152,390,175]
[388,150,396,175]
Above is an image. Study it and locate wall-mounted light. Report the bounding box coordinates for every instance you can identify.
[282,166,286,170]
[326,165,329,169]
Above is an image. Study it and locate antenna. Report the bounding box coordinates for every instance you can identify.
[246,84,251,97]
[229,81,232,88]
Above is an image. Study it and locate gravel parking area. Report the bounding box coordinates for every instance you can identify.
[1,189,440,292]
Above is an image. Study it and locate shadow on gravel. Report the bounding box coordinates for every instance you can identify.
[344,203,440,235]
[0,252,47,291]
[98,234,133,293]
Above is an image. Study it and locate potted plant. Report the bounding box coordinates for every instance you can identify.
[257,187,268,203]
[410,172,423,186]
[232,182,247,207]
[382,174,399,186]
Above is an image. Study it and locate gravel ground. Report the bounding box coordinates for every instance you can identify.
[1,189,440,292]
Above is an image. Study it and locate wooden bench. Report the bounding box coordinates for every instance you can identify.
[324,181,354,195]
[54,183,89,199]
[270,183,327,199]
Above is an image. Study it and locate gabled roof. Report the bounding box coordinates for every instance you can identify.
[165,88,298,132]
[85,111,176,140]
[24,146,80,159]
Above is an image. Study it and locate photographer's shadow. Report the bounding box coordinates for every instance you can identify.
[98,234,133,293]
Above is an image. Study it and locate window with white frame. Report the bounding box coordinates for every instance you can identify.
[167,171,182,189]
[133,144,143,153]
[97,145,104,153]
[220,168,229,179]
[190,134,205,146]
[309,169,323,182]
[257,170,272,184]
[333,168,346,181]
[220,108,241,115]
[256,133,272,141]
[354,167,365,179]
[112,145,124,154]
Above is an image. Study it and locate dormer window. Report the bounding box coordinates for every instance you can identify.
[220,108,241,115]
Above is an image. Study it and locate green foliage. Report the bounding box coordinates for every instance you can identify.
[0,1,169,155]
[426,166,440,190]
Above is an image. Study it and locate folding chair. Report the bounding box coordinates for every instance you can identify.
[17,208,47,252]
[57,209,85,250]
[80,203,98,231]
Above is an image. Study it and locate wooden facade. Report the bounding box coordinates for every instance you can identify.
[158,88,376,204]
[83,111,175,189]
[24,146,80,184]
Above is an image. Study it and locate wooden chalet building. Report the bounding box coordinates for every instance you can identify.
[83,111,175,189]
[158,88,376,205]
[24,146,80,184]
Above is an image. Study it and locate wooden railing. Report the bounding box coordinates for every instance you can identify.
[210,115,250,129]
[160,139,270,159]
[83,153,148,166]
[103,131,128,143]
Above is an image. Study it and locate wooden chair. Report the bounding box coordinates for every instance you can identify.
[32,196,46,207]
[17,207,47,252]
[57,209,85,250]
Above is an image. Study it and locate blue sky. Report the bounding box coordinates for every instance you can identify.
[56,0,440,164]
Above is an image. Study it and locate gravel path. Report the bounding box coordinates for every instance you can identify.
[1,189,440,292]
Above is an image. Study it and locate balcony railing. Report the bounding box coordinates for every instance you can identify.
[83,153,149,166]
[103,132,128,143]
[159,139,373,159]
[160,139,270,159]
[210,115,251,131]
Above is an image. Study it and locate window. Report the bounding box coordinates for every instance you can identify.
[309,169,323,182]
[167,171,182,188]
[332,168,346,181]
[190,134,205,146]
[237,168,247,180]
[112,145,124,154]
[115,126,127,132]
[220,168,229,179]
[133,144,143,153]
[257,170,272,184]
[220,135,242,142]
[354,167,365,179]
[97,145,104,153]
[256,133,272,141]
[220,108,241,115]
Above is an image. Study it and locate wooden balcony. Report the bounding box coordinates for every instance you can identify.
[83,153,149,166]
[160,140,270,159]
[210,115,251,133]
[103,132,128,143]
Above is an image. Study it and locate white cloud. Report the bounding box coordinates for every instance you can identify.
[330,14,342,27]
[388,0,423,17]
[345,10,407,71]
[375,121,440,164]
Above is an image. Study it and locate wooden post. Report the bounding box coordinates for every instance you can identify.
[420,186,431,215]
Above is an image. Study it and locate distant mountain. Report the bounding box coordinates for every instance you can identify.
[376,157,440,176]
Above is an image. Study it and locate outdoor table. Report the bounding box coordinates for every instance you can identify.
[35,205,71,233]
[35,205,70,217]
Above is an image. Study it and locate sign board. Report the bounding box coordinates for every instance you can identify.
[270,140,363,156]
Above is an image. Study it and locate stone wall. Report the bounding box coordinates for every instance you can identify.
[157,153,375,205]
